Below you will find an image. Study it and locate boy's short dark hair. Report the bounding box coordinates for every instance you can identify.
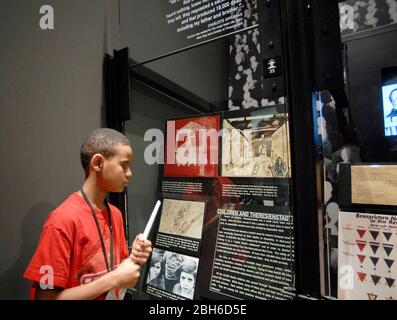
[80,128,130,176]
[180,259,197,278]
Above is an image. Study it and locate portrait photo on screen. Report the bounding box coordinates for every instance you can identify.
[383,84,397,137]
[222,107,290,178]
[146,248,199,300]
[158,198,206,239]
[164,115,220,177]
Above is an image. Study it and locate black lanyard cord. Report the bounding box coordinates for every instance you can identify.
[81,189,114,272]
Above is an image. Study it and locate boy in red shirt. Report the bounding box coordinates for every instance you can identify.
[24,128,152,300]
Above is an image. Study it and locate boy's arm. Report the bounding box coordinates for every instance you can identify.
[36,234,151,300]
[36,257,141,300]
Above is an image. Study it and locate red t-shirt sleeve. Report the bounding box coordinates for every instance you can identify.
[23,225,72,289]
[118,213,129,261]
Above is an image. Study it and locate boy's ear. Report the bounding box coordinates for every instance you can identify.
[91,154,104,172]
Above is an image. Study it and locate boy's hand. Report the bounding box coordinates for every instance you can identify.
[111,258,141,289]
[130,234,152,266]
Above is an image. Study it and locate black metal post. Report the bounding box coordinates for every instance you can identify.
[281,0,322,298]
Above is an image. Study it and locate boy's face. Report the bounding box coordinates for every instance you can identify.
[98,144,133,193]
[165,254,183,278]
[150,262,161,279]
[180,271,195,294]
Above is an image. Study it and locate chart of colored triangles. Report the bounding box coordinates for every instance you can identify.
[338,211,397,300]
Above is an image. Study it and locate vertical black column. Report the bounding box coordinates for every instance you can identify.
[281,0,322,298]
[104,48,132,246]
[258,0,286,99]
[259,0,323,298]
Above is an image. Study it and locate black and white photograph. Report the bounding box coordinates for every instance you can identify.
[383,84,397,136]
[146,248,199,300]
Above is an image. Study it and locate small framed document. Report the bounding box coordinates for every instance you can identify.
[351,164,397,206]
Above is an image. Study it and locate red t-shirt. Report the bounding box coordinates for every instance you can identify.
[23,192,129,300]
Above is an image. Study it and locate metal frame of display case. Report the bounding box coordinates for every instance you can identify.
[281,0,322,299]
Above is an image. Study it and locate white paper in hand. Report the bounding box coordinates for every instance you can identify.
[142,200,161,240]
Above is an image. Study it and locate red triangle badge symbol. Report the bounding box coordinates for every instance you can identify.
[357,241,367,252]
[357,229,366,238]
[357,254,366,264]
[357,272,367,282]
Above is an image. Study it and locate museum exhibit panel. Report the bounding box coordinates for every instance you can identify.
[318,1,397,300]
[104,0,397,300]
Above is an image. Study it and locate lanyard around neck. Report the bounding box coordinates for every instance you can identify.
[81,189,114,272]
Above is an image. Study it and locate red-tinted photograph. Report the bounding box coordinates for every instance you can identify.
[164,115,220,177]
